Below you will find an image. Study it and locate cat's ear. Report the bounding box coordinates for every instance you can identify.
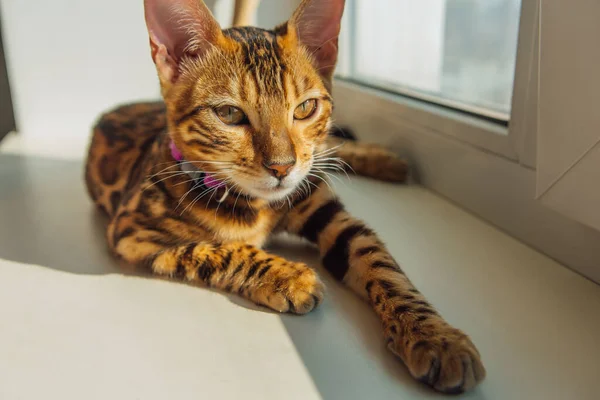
[144,0,223,85]
[287,0,345,83]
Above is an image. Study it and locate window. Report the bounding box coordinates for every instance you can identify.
[334,0,600,282]
[340,0,522,121]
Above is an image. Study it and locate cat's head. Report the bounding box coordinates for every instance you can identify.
[144,0,345,201]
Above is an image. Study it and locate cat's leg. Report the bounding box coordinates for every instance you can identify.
[108,214,323,314]
[282,184,485,393]
[323,136,409,183]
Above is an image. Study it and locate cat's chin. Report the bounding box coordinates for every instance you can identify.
[230,173,306,202]
[244,185,297,202]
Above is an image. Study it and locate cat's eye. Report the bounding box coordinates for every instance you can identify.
[215,105,248,125]
[294,99,318,120]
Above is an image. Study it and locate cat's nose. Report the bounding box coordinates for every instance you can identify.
[264,160,295,179]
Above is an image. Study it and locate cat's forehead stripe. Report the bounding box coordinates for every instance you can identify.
[224,27,286,97]
[224,27,276,43]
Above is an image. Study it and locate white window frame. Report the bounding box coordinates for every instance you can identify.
[534,0,600,235]
[333,0,600,283]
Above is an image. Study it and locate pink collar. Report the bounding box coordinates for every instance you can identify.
[169,140,184,162]
[169,140,227,192]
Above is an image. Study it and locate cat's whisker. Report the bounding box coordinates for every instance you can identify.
[285,193,292,209]
[183,189,211,215]
[313,157,346,167]
[212,179,239,218]
[151,159,232,170]
[315,168,348,181]
[144,172,191,190]
[214,196,223,219]
[147,164,183,179]
[307,172,334,193]
[313,155,344,161]
[175,180,206,211]
[302,179,318,200]
[312,162,345,170]
[313,155,345,164]
[289,178,313,208]
[312,153,337,162]
[307,179,319,189]
[313,154,343,161]
[314,143,343,157]
[304,179,312,196]
[182,185,218,215]
[151,170,199,178]
[206,178,238,210]
[149,170,189,180]
[313,163,349,179]
[175,169,233,213]
[204,187,219,212]
[333,157,354,172]
[187,160,235,166]
[148,160,234,180]
[307,178,317,193]
[299,180,307,197]
[314,144,339,154]
[297,180,309,198]
[173,177,203,187]
[314,167,345,186]
[232,186,244,216]
[316,164,339,177]
[314,155,355,176]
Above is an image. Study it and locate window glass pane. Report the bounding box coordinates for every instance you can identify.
[348,0,522,120]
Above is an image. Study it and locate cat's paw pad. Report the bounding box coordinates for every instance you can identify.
[257,263,324,315]
[387,323,485,393]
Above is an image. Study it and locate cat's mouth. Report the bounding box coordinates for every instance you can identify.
[229,175,301,202]
[249,184,296,201]
[225,165,309,202]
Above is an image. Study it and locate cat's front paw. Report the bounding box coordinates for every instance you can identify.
[385,318,486,394]
[254,262,324,315]
[382,156,409,183]
[359,144,409,183]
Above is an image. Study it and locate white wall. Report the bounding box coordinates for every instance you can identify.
[214,0,301,28]
[0,0,160,158]
[0,0,300,159]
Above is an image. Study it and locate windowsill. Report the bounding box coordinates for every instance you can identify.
[332,80,600,284]
[0,131,89,160]
[0,153,599,399]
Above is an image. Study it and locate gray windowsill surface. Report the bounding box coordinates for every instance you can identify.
[0,153,599,400]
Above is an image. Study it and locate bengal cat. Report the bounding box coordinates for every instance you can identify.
[84,0,485,393]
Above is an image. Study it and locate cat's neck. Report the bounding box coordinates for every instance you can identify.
[154,133,271,212]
